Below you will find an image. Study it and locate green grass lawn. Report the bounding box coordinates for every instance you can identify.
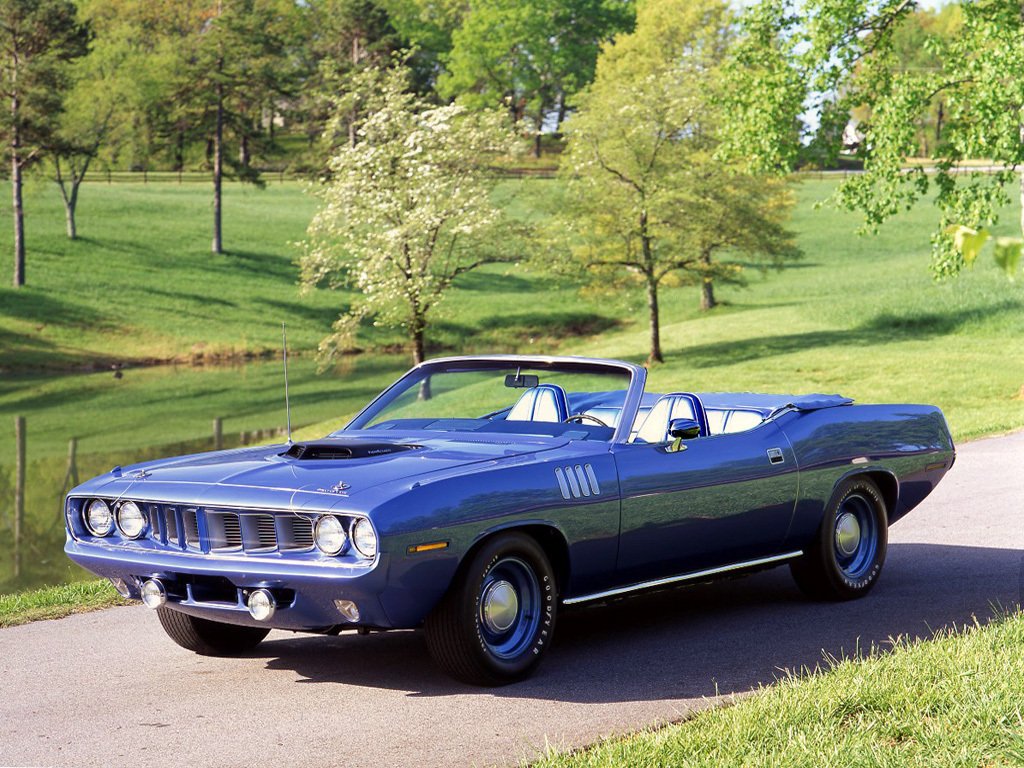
[534,611,1024,768]
[0,578,127,628]
[2,177,1022,444]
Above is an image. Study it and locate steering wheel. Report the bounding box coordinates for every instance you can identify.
[564,413,611,428]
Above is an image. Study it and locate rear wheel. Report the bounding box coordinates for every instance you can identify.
[791,476,888,600]
[157,607,270,656]
[424,532,557,686]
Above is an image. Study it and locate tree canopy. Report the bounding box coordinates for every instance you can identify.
[721,0,1023,280]
[558,0,799,364]
[301,69,529,365]
[439,0,635,156]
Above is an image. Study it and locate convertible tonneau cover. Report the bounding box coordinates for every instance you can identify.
[697,392,853,415]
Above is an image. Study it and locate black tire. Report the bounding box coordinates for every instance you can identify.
[156,607,270,656]
[424,532,557,686]
[790,476,888,601]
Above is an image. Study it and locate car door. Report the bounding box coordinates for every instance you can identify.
[611,419,799,583]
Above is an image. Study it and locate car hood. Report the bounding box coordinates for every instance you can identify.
[77,432,570,511]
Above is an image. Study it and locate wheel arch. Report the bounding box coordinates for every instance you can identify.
[461,522,571,595]
[835,468,898,522]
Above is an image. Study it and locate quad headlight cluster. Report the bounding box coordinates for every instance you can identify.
[83,498,147,539]
[314,515,377,559]
[79,498,378,560]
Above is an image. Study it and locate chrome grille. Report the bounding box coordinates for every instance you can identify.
[182,509,200,549]
[280,516,315,551]
[164,509,179,546]
[126,503,332,556]
[206,511,243,551]
[255,515,277,551]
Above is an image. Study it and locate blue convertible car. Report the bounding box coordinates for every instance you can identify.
[65,355,954,685]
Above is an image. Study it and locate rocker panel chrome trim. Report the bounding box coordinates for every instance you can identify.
[562,550,804,605]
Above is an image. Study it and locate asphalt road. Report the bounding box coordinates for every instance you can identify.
[2,430,1022,768]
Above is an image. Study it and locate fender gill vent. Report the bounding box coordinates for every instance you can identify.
[555,464,601,500]
[283,442,420,460]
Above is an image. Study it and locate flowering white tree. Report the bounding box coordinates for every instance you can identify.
[301,68,525,365]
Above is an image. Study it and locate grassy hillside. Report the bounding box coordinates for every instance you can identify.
[2,176,1023,441]
[0,177,613,371]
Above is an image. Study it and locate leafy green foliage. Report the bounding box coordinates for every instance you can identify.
[557,0,799,363]
[438,0,634,154]
[301,69,530,364]
[0,0,91,165]
[720,0,1024,281]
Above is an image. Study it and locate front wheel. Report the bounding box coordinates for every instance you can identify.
[424,532,557,685]
[790,476,888,601]
[157,607,270,656]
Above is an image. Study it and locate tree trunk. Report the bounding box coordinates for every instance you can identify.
[645,275,663,365]
[12,152,24,288]
[12,89,24,287]
[175,130,185,171]
[533,114,543,158]
[239,134,249,168]
[65,196,77,240]
[212,77,224,254]
[412,322,426,365]
[699,250,716,311]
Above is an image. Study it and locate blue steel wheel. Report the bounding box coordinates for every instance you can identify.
[791,477,888,601]
[424,532,557,686]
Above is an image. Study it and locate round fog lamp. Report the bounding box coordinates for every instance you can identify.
[351,518,378,559]
[247,589,276,622]
[141,579,166,609]
[117,500,146,539]
[314,515,347,555]
[85,499,113,537]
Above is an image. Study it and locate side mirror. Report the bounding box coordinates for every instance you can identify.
[668,418,701,440]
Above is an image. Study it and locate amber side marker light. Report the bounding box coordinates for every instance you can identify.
[407,541,450,555]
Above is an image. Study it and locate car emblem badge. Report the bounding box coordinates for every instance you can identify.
[319,481,351,495]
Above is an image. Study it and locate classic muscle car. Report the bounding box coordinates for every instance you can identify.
[64,355,955,685]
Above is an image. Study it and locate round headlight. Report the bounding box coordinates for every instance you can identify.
[314,515,347,555]
[351,518,378,559]
[117,500,146,539]
[84,499,113,537]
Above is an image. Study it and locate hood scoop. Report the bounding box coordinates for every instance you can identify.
[282,441,421,461]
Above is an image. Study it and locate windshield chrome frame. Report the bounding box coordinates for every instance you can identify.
[343,355,647,444]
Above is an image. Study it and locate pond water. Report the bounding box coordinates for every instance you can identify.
[0,355,407,595]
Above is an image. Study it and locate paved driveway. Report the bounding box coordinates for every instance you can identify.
[1,430,1021,768]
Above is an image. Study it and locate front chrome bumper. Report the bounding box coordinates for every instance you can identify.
[65,539,393,630]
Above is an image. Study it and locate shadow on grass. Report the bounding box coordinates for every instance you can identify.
[431,312,622,353]
[256,297,341,326]
[675,299,1023,368]
[256,542,1022,701]
[450,270,539,293]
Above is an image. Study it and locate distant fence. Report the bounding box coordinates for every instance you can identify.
[85,169,300,184]
[82,166,562,184]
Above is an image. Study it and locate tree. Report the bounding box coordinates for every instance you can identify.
[0,0,90,286]
[558,0,799,364]
[301,69,528,366]
[438,0,635,157]
[48,0,140,239]
[292,0,404,160]
[164,0,298,254]
[719,0,1024,280]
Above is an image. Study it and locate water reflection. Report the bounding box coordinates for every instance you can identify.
[0,356,409,595]
[0,413,287,594]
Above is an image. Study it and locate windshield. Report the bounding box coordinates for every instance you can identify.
[346,360,634,441]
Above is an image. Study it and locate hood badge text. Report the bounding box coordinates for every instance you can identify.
[317,481,351,495]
